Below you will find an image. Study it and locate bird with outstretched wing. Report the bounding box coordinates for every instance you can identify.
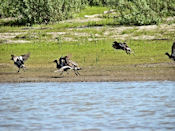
[112,41,132,54]
[54,55,81,76]
[165,42,175,61]
[171,42,175,58]
[11,53,30,72]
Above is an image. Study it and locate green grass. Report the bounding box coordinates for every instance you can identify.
[13,31,53,41]
[121,28,137,35]
[0,40,172,68]
[0,6,174,70]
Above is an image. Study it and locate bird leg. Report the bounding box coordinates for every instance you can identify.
[17,68,21,73]
[59,71,64,76]
[22,68,25,72]
[74,70,80,76]
[19,64,26,72]
[22,66,26,72]
[77,71,80,76]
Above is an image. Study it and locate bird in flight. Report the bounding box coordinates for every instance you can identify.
[11,53,30,72]
[53,55,81,76]
[165,42,175,61]
[112,41,132,54]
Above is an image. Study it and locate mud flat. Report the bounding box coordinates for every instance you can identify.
[0,62,175,83]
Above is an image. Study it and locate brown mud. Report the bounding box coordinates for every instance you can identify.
[0,62,175,83]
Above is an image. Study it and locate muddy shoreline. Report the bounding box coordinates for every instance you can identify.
[1,62,175,83]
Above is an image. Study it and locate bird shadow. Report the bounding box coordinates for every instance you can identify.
[51,76,64,78]
[0,72,20,75]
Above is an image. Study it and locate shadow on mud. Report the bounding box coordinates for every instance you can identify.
[51,76,64,78]
[0,72,19,75]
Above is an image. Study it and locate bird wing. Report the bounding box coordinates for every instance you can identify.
[68,60,79,67]
[112,42,120,49]
[59,66,72,71]
[119,43,126,48]
[171,42,175,57]
[21,53,30,61]
[59,56,69,66]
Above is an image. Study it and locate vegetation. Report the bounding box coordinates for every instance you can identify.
[74,6,108,18]
[0,0,174,25]
[0,0,87,25]
[0,40,172,68]
[112,0,175,25]
[0,2,175,81]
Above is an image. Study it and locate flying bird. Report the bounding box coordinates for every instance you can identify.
[112,41,132,54]
[59,56,69,67]
[53,56,81,76]
[11,53,30,72]
[53,59,73,75]
[65,56,81,70]
[165,42,175,61]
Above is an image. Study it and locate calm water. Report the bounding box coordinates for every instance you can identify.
[0,81,175,131]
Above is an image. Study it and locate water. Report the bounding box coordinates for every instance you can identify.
[0,81,175,131]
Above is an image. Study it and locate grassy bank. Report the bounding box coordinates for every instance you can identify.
[0,6,175,82]
[0,40,173,65]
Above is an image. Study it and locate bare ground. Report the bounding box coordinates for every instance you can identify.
[0,62,175,83]
[1,22,175,43]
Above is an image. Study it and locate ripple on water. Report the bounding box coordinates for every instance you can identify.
[0,81,175,131]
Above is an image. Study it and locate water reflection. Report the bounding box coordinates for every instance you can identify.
[0,81,175,131]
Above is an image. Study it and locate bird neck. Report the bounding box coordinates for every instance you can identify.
[165,52,171,58]
[55,61,61,69]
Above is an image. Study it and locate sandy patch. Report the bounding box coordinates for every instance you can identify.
[60,17,102,23]
[7,40,30,43]
[47,32,66,39]
[0,32,31,43]
[132,35,156,40]
[0,32,23,39]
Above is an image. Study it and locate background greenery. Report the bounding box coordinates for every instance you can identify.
[0,1,174,80]
[0,0,174,25]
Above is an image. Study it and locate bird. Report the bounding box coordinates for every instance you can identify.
[11,53,30,72]
[53,56,81,76]
[165,42,175,61]
[64,56,81,71]
[112,41,132,54]
[68,59,81,75]
[53,59,73,75]
[59,56,69,67]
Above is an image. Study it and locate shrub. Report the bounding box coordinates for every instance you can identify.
[0,0,87,25]
[109,0,175,25]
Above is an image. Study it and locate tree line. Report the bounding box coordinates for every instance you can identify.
[0,0,174,25]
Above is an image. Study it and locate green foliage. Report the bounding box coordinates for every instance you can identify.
[109,0,175,25]
[0,40,172,67]
[88,0,108,6]
[75,6,108,17]
[0,0,87,25]
[0,0,174,26]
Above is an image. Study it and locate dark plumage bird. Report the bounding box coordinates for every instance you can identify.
[112,41,132,54]
[59,56,69,67]
[165,42,175,61]
[53,59,72,75]
[53,56,81,76]
[11,53,30,72]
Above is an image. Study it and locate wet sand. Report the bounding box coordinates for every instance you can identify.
[0,62,175,83]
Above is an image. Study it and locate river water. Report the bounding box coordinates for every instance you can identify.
[0,81,175,131]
